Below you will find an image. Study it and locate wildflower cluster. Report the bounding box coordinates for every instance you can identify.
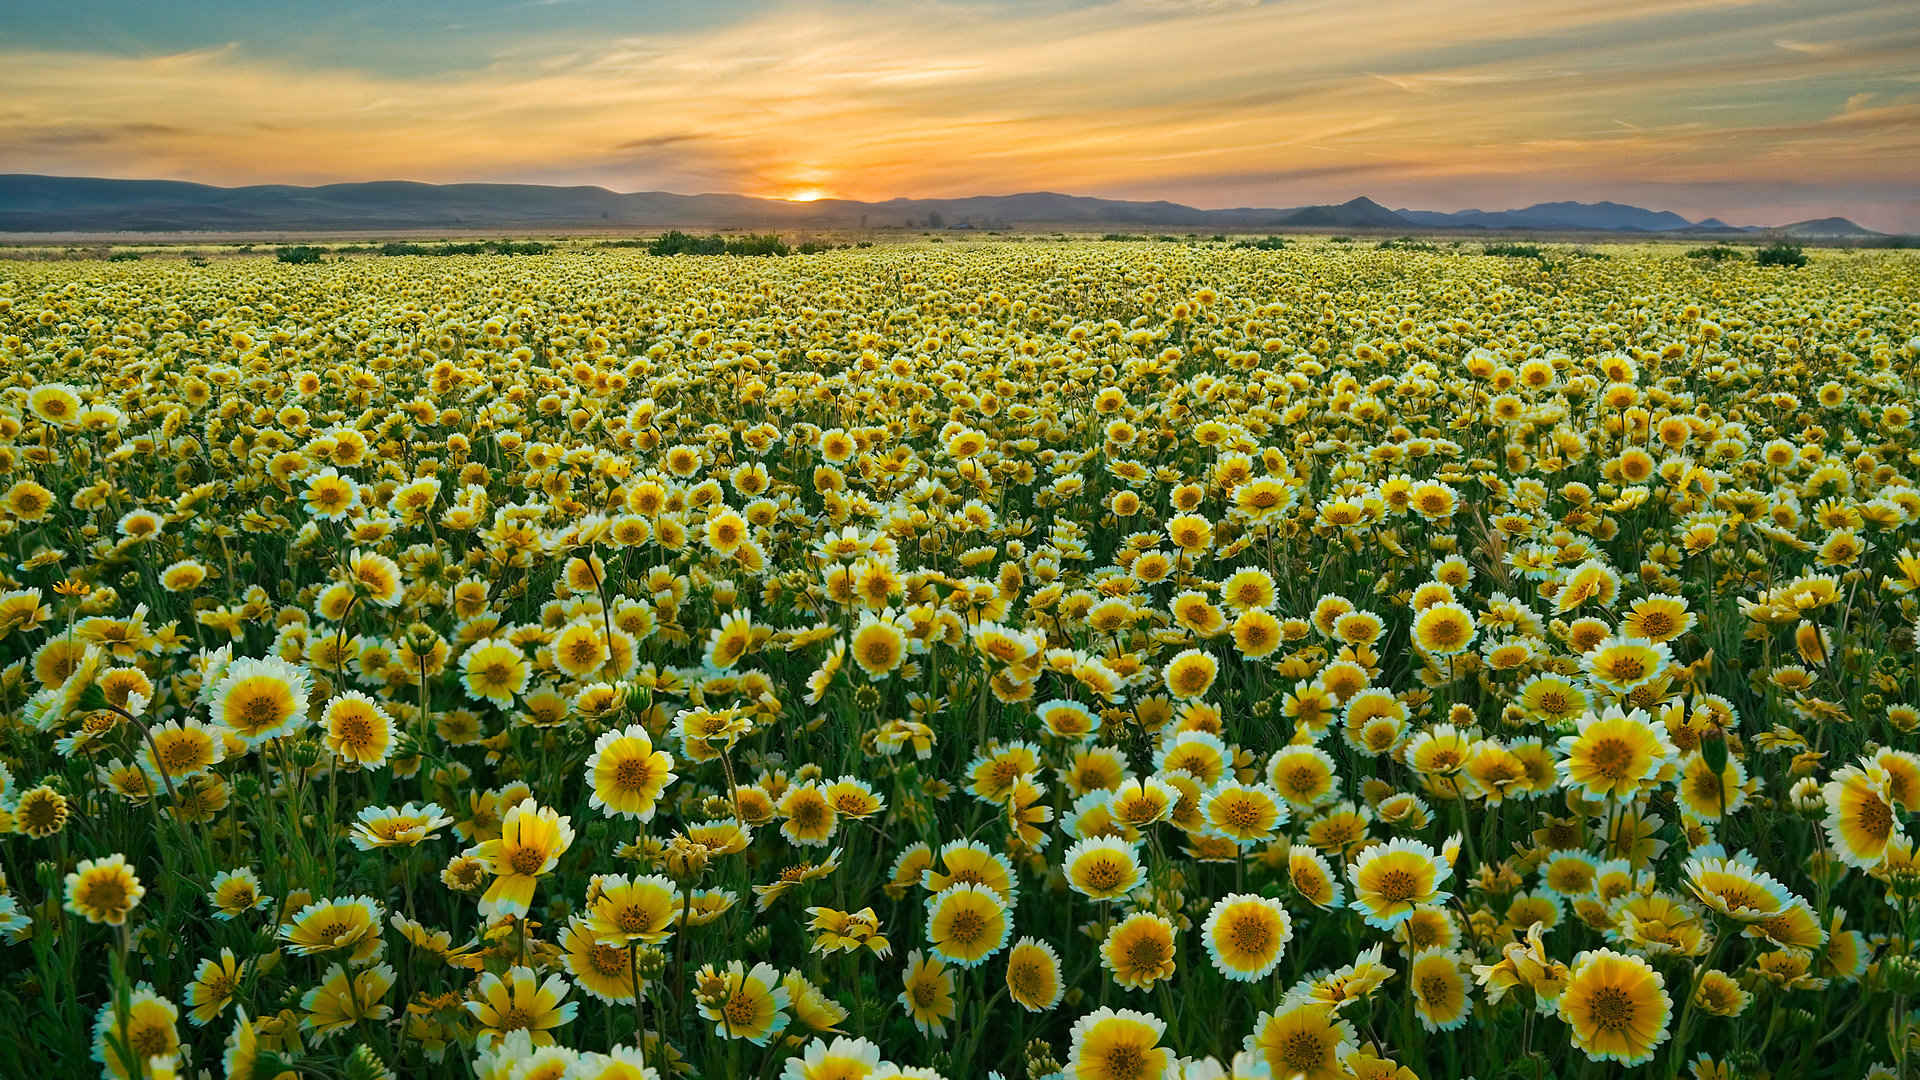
[0,241,1917,1079]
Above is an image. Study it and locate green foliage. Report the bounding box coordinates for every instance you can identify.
[1482,242,1544,259]
[647,231,792,256]
[1686,245,1745,262]
[1230,236,1288,251]
[1755,241,1808,267]
[274,245,325,264]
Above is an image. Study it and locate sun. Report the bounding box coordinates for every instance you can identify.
[785,189,827,202]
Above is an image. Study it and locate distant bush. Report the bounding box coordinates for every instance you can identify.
[107,251,142,262]
[648,231,791,256]
[1754,241,1807,268]
[1483,243,1544,259]
[1330,236,1353,243]
[373,240,551,257]
[274,246,325,265]
[1100,233,1145,242]
[1686,245,1744,262]
[1231,236,1288,251]
[1377,237,1442,252]
[725,234,790,256]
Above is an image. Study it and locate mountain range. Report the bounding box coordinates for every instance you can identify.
[0,174,1885,237]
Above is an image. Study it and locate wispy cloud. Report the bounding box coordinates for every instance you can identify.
[0,0,1914,228]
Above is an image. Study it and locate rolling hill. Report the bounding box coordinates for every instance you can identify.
[0,174,1884,237]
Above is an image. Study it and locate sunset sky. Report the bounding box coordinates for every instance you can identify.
[2,0,1917,230]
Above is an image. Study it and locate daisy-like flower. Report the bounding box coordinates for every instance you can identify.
[1064,836,1144,900]
[587,873,680,945]
[1555,706,1676,799]
[1823,761,1902,868]
[91,984,178,1080]
[584,723,677,821]
[781,1036,884,1080]
[1005,937,1064,1012]
[925,882,1009,968]
[1202,893,1291,981]
[1245,1001,1355,1080]
[1067,1007,1170,1080]
[138,717,227,784]
[210,655,312,746]
[1681,852,1793,922]
[897,949,957,1036]
[1101,912,1177,991]
[345,548,404,607]
[461,638,531,708]
[279,895,384,961]
[322,690,395,767]
[349,801,453,850]
[1557,949,1671,1066]
[1409,950,1472,1032]
[1202,780,1287,848]
[559,917,638,1004]
[65,852,144,926]
[1581,636,1672,696]
[1347,838,1451,929]
[467,965,576,1050]
[207,868,271,920]
[465,799,574,919]
[697,960,790,1045]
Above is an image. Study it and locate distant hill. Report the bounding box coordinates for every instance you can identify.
[1778,217,1881,238]
[1398,200,1701,232]
[0,174,1885,236]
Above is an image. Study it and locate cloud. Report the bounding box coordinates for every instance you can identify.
[0,0,1913,228]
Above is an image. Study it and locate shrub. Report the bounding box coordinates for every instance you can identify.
[1686,245,1744,262]
[1755,241,1808,268]
[274,245,325,264]
[1483,243,1544,259]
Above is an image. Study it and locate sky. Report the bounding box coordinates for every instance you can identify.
[1,0,1917,230]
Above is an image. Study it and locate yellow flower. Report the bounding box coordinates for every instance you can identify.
[586,873,680,946]
[1555,705,1676,799]
[466,799,575,918]
[279,895,384,961]
[1005,937,1064,1012]
[92,985,179,1080]
[210,656,312,746]
[323,690,395,767]
[1067,1007,1170,1080]
[697,960,789,1045]
[585,724,676,821]
[1202,893,1291,981]
[1409,950,1472,1032]
[467,965,576,1050]
[349,801,453,850]
[1412,601,1476,656]
[897,949,957,1036]
[1557,948,1672,1066]
[345,548,404,607]
[1348,838,1451,929]
[1065,836,1143,900]
[925,882,1009,968]
[560,916,638,1004]
[1823,761,1901,868]
[65,852,144,925]
[1246,1001,1354,1080]
[1100,912,1177,991]
[461,638,531,708]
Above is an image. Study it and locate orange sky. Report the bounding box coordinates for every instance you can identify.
[2,0,1916,229]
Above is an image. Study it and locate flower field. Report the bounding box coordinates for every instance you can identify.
[1,240,1918,1080]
